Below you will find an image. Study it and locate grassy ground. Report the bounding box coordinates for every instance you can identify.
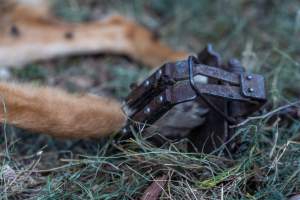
[1,0,300,199]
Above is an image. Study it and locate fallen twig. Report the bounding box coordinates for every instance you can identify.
[140,175,168,200]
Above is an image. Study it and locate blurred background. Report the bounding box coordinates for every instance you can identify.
[2,0,300,199]
[9,0,300,100]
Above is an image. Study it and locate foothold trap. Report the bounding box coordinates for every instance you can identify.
[122,44,267,153]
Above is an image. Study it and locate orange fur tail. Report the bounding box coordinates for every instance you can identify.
[0,82,126,138]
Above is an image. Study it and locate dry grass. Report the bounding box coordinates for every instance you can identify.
[1,0,300,199]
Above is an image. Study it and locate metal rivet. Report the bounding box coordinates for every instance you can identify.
[248,88,254,93]
[157,69,162,77]
[246,75,253,80]
[122,128,128,134]
[144,107,151,114]
[157,95,164,103]
[144,80,150,87]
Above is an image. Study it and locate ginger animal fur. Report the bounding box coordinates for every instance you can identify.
[0,0,189,138]
[0,0,188,68]
[0,82,126,138]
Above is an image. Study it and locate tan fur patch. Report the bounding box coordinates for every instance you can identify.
[0,1,191,138]
[0,82,126,138]
[0,1,188,68]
